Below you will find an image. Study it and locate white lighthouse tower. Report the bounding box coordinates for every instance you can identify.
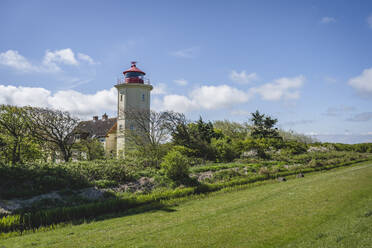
[115,62,153,157]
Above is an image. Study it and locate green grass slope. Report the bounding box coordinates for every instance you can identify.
[2,162,372,248]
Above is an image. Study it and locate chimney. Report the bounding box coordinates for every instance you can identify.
[102,113,108,121]
[93,116,98,121]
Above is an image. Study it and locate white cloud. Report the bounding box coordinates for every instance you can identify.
[174,79,188,86]
[42,48,78,71]
[162,94,196,113]
[159,85,252,113]
[348,67,372,96]
[0,49,96,73]
[0,85,50,107]
[251,75,305,101]
[0,85,116,119]
[156,75,304,113]
[0,50,37,72]
[152,83,167,95]
[170,47,200,58]
[77,53,96,64]
[320,17,336,24]
[191,85,252,109]
[230,70,258,84]
[367,14,372,29]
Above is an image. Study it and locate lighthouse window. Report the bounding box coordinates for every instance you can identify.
[125,72,142,78]
[120,95,123,101]
[142,94,145,102]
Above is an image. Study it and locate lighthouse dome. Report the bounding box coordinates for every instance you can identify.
[123,62,146,84]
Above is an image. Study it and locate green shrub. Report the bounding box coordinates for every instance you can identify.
[171,145,204,166]
[0,159,138,199]
[161,150,190,183]
[213,169,242,181]
[307,159,323,168]
[258,166,270,177]
[94,179,118,188]
[211,137,238,162]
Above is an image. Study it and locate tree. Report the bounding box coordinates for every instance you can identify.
[211,137,237,162]
[171,117,222,161]
[73,138,105,160]
[123,109,183,166]
[27,107,79,162]
[0,105,33,164]
[250,110,280,139]
[213,120,250,140]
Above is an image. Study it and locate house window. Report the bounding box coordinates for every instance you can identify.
[142,94,145,102]
[130,124,134,130]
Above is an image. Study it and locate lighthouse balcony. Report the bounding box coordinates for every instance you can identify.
[116,77,150,85]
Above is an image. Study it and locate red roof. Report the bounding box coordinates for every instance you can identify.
[123,62,146,75]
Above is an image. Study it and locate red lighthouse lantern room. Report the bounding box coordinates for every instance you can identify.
[123,61,146,84]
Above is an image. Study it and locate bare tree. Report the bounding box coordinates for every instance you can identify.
[122,109,186,166]
[27,107,79,162]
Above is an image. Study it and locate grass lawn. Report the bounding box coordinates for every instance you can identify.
[1,162,372,248]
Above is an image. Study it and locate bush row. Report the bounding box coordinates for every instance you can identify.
[190,161,280,173]
[0,160,137,199]
[1,158,369,234]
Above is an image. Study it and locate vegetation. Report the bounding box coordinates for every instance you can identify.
[27,107,79,162]
[161,150,190,183]
[250,110,280,139]
[0,105,42,165]
[0,157,369,233]
[1,162,372,247]
[0,160,137,199]
[1,104,372,244]
[72,138,105,161]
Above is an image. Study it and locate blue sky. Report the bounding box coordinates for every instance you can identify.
[1,0,372,143]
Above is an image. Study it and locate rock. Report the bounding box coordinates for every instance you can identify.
[277,177,287,182]
[297,173,304,178]
[242,149,258,158]
[193,171,214,182]
[78,187,106,200]
[0,191,63,214]
[307,146,329,153]
[113,177,155,193]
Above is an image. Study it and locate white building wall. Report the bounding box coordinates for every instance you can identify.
[115,83,153,157]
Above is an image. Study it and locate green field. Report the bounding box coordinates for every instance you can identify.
[1,162,372,248]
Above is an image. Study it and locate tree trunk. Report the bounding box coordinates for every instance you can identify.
[11,142,17,165]
[16,142,21,164]
[59,143,70,162]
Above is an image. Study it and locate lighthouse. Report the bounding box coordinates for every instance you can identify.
[115,62,153,156]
